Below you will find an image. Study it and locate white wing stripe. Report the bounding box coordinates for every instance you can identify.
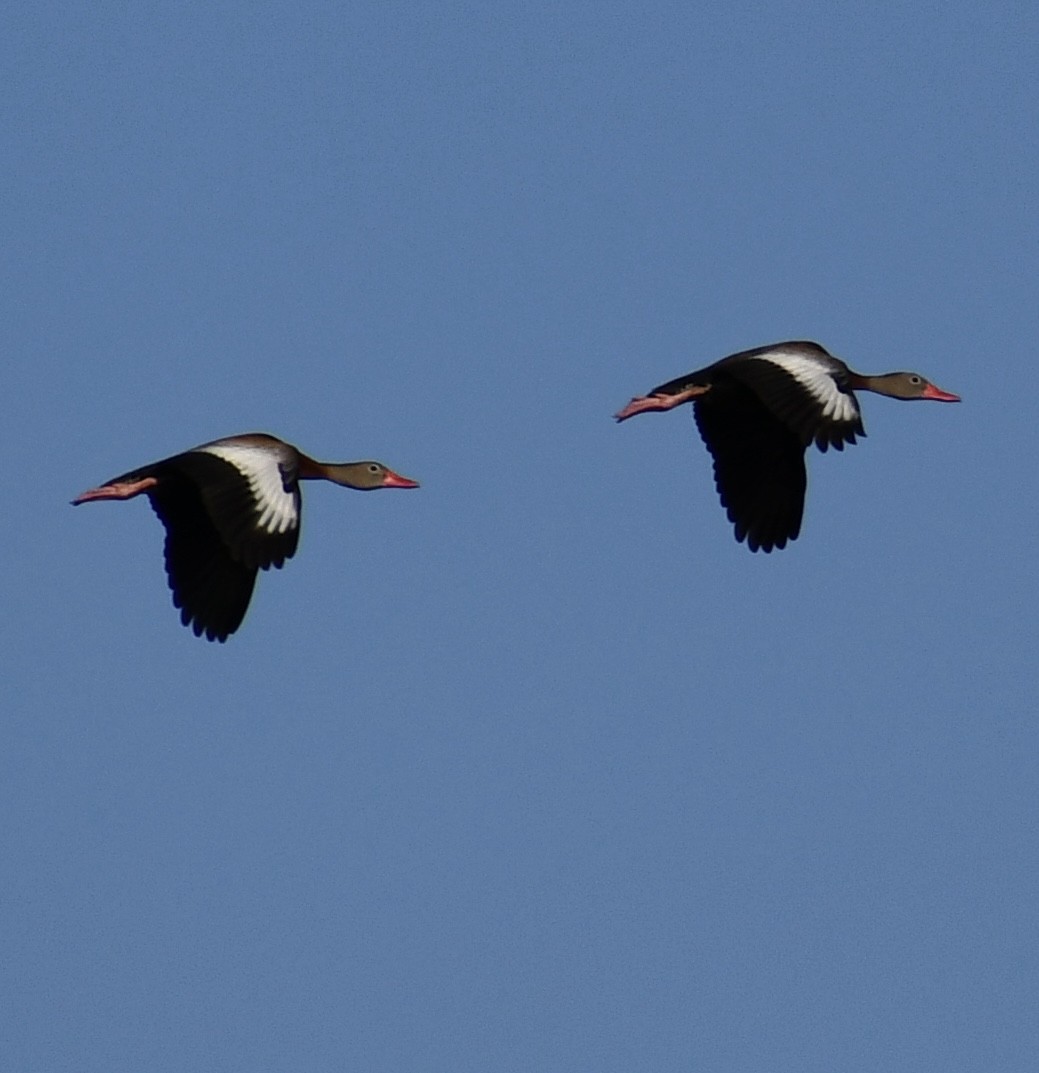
[198,444,298,534]
[750,351,859,424]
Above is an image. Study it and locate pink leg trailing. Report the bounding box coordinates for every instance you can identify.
[71,476,159,505]
[614,385,709,422]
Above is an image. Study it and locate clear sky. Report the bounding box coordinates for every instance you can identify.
[4,2,1037,1070]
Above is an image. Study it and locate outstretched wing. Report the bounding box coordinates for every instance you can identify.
[146,450,302,641]
[721,344,865,452]
[693,383,808,553]
[178,445,301,570]
[146,467,259,642]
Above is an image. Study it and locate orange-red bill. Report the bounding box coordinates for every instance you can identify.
[381,470,420,489]
[922,383,961,402]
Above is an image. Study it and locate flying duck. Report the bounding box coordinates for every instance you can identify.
[72,433,419,641]
[615,341,959,552]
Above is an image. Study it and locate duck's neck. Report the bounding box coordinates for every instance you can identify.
[298,456,366,487]
[847,372,897,395]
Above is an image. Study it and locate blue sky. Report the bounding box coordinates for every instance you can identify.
[4,2,1037,1070]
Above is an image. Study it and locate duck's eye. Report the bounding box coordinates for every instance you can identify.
[368,464,381,474]
[909,375,922,384]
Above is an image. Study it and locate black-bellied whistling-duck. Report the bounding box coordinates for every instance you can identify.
[615,341,959,552]
[72,433,419,641]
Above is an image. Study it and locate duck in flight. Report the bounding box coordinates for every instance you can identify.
[72,433,419,641]
[615,341,959,552]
